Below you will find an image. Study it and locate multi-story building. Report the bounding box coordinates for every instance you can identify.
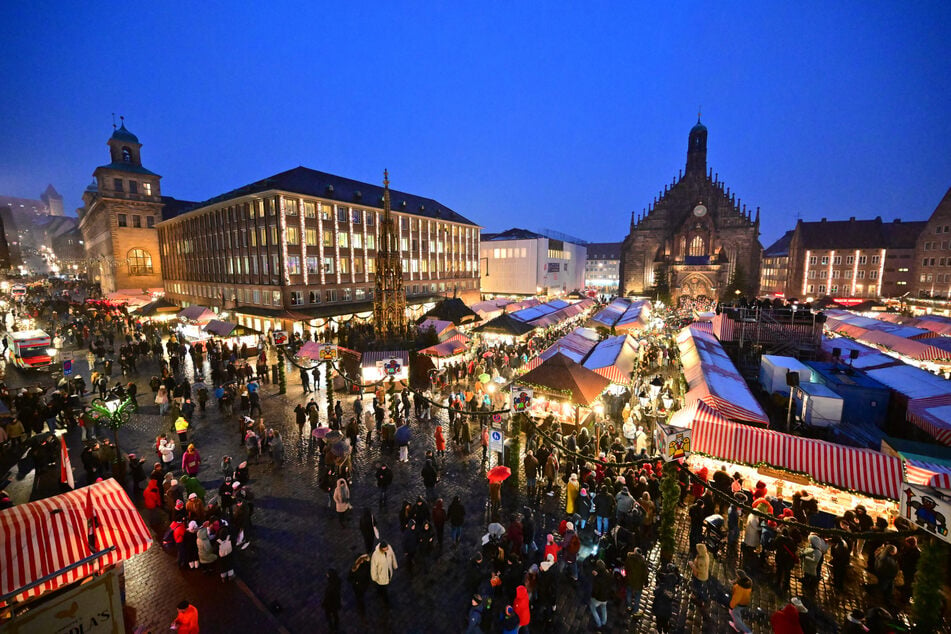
[584,242,621,294]
[759,230,793,297]
[914,187,951,298]
[77,123,194,293]
[157,167,480,334]
[479,228,586,297]
[785,217,924,300]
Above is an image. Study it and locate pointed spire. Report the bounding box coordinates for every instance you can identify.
[755,207,760,224]
[698,106,702,123]
[111,113,117,130]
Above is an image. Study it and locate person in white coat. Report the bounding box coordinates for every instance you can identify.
[370,540,398,606]
[159,438,176,472]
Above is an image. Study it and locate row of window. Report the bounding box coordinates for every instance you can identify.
[808,254,879,265]
[921,257,951,267]
[807,284,872,294]
[110,178,154,196]
[934,225,951,234]
[920,273,951,284]
[117,214,155,228]
[807,269,878,280]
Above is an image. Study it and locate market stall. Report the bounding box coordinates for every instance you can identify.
[582,334,638,386]
[906,394,951,446]
[678,326,770,426]
[589,298,652,332]
[472,312,538,345]
[0,479,151,604]
[521,327,600,372]
[904,457,951,489]
[517,352,610,428]
[360,350,410,385]
[417,297,481,327]
[176,304,215,324]
[683,400,902,499]
[419,334,471,369]
[131,297,179,320]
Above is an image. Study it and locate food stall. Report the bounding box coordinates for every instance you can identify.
[472,312,538,346]
[669,399,901,524]
[0,479,151,630]
[360,350,410,387]
[517,352,610,431]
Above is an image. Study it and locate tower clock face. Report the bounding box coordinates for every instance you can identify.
[693,204,707,217]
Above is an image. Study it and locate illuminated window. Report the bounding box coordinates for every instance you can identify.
[286,226,300,245]
[127,248,153,276]
[338,233,349,248]
[688,236,705,257]
[121,147,132,162]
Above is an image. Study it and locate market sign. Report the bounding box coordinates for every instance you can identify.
[547,263,560,273]
[654,422,692,462]
[318,344,338,361]
[5,569,125,634]
[273,330,288,346]
[510,386,533,413]
[376,358,403,377]
[900,481,951,543]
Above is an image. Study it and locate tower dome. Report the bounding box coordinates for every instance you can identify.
[110,123,139,144]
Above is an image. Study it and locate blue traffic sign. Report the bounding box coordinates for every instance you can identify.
[63,359,72,376]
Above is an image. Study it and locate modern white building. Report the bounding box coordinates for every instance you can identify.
[584,241,622,293]
[479,228,586,297]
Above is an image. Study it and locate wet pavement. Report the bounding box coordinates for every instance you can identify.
[12,340,919,633]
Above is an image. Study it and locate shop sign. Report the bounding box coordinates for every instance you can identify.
[654,422,691,462]
[5,569,125,634]
[376,358,402,376]
[900,481,951,542]
[510,386,533,413]
[273,330,288,345]
[547,263,560,273]
[318,344,338,361]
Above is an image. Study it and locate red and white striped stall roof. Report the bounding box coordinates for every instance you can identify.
[692,417,902,499]
[857,330,950,362]
[904,458,951,490]
[0,478,151,602]
[669,399,730,428]
[906,394,951,447]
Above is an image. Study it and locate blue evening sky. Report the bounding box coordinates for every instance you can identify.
[1,3,950,247]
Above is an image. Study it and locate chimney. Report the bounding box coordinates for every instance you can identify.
[821,218,827,222]
[849,217,855,222]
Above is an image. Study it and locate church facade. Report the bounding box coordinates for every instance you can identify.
[619,120,762,302]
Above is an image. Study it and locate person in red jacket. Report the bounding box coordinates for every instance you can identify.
[513,584,531,629]
[171,599,199,633]
[434,425,446,458]
[770,602,805,634]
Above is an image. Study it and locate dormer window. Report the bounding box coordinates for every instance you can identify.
[121,147,132,163]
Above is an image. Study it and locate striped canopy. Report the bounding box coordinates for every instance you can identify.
[0,479,151,603]
[906,394,951,447]
[904,457,951,490]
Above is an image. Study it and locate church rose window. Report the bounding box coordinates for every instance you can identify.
[127,248,153,276]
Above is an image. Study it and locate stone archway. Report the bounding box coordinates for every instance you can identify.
[679,273,715,299]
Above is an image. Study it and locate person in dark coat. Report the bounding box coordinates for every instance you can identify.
[323,568,342,633]
[431,498,447,550]
[421,459,438,500]
[359,508,378,554]
[348,554,371,614]
[448,495,466,545]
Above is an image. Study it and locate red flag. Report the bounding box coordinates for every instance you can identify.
[59,435,74,490]
[85,487,99,552]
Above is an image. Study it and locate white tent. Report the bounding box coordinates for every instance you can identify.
[794,382,843,427]
[760,355,813,396]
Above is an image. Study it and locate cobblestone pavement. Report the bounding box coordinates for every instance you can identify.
[42,346,916,633]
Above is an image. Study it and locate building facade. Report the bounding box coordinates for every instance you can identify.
[620,119,762,302]
[157,167,480,333]
[785,217,924,300]
[583,241,621,294]
[759,230,793,297]
[77,124,168,293]
[479,228,586,297]
[914,187,951,298]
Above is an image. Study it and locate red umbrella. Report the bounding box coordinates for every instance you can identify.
[487,465,512,484]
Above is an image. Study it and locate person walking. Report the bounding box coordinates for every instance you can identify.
[448,495,466,546]
[375,463,393,506]
[322,568,342,633]
[181,444,202,477]
[421,459,439,500]
[333,478,351,526]
[691,543,711,608]
[359,508,378,554]
[728,572,754,632]
[624,547,648,616]
[434,425,446,459]
[370,540,398,607]
[589,559,613,631]
[170,600,199,634]
[349,554,371,614]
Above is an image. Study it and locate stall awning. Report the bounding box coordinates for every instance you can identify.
[857,329,950,362]
[906,394,951,447]
[0,479,151,602]
[177,305,215,322]
[518,352,610,407]
[132,297,179,316]
[669,399,730,428]
[583,334,638,385]
[420,334,469,358]
[904,457,951,489]
[203,319,238,337]
[691,413,902,499]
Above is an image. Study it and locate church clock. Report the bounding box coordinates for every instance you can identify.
[693,203,707,217]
